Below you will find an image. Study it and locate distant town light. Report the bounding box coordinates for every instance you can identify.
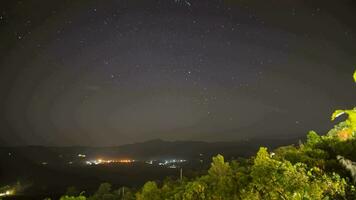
[83,158,186,167]
[85,158,135,165]
[157,159,186,167]
[0,189,15,197]
[78,154,86,158]
[146,160,153,165]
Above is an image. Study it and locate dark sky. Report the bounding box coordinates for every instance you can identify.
[0,0,355,146]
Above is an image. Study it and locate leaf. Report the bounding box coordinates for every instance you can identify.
[354,70,356,82]
[331,110,345,121]
[331,108,356,131]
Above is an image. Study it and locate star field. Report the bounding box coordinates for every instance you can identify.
[0,0,355,146]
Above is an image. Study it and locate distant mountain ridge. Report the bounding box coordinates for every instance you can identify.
[0,137,301,162]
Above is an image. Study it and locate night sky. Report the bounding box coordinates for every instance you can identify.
[0,0,355,146]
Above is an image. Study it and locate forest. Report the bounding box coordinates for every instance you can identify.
[10,72,356,200]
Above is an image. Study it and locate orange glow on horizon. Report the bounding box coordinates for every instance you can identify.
[86,158,135,165]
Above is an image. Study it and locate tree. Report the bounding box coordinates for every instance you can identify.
[206,154,235,199]
[306,131,322,148]
[65,186,80,197]
[243,147,345,199]
[136,181,160,200]
[114,187,136,200]
[59,194,86,200]
[182,181,207,200]
[88,183,117,200]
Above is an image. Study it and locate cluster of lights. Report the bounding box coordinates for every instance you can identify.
[83,158,187,167]
[158,159,186,166]
[0,189,15,197]
[85,159,135,165]
[145,159,187,167]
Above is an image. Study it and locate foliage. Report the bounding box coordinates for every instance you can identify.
[65,186,80,197]
[136,181,161,200]
[59,194,86,200]
[243,147,345,199]
[337,156,356,182]
[87,183,135,200]
[130,148,348,199]
[331,108,356,135]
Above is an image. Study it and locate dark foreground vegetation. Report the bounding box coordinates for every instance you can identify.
[3,72,356,199]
